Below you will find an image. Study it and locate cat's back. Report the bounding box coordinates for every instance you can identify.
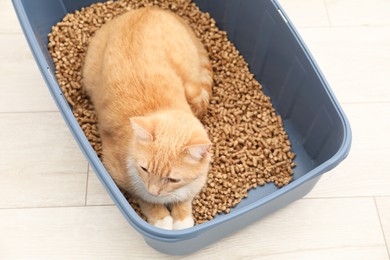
[83,7,203,130]
[85,7,197,68]
[110,7,199,68]
[83,7,198,97]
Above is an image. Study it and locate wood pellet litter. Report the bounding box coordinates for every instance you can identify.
[48,0,296,224]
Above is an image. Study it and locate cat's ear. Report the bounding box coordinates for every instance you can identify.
[129,117,154,142]
[184,131,212,160]
[185,143,211,161]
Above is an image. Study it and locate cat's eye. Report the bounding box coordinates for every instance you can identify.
[140,166,148,173]
[167,177,181,183]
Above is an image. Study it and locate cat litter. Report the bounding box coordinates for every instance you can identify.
[48,0,295,224]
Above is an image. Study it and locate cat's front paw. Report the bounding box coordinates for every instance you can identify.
[153,215,173,230]
[173,216,194,230]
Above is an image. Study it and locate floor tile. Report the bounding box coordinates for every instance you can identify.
[306,103,390,198]
[0,0,23,33]
[0,206,140,259]
[0,112,88,208]
[375,197,390,258]
[0,34,57,112]
[0,198,387,259]
[299,26,390,103]
[326,0,390,26]
[86,166,115,206]
[278,0,330,27]
[190,198,388,260]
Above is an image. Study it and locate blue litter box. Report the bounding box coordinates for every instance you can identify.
[13,0,352,255]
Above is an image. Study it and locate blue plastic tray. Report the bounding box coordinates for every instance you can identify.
[13,0,352,255]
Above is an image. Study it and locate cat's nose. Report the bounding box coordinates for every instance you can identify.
[148,186,161,196]
[150,190,160,196]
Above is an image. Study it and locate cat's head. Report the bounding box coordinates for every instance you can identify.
[128,111,211,202]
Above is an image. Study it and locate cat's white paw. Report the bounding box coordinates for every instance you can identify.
[153,216,173,230]
[173,216,194,230]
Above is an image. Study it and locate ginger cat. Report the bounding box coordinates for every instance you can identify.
[82,7,213,230]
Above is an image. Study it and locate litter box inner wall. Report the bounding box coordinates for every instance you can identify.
[62,0,101,13]
[194,0,345,167]
[19,0,107,76]
[19,0,69,73]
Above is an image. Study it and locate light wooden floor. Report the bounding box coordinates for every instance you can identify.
[1,0,389,259]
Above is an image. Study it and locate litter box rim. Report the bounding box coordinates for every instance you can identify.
[12,0,352,242]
